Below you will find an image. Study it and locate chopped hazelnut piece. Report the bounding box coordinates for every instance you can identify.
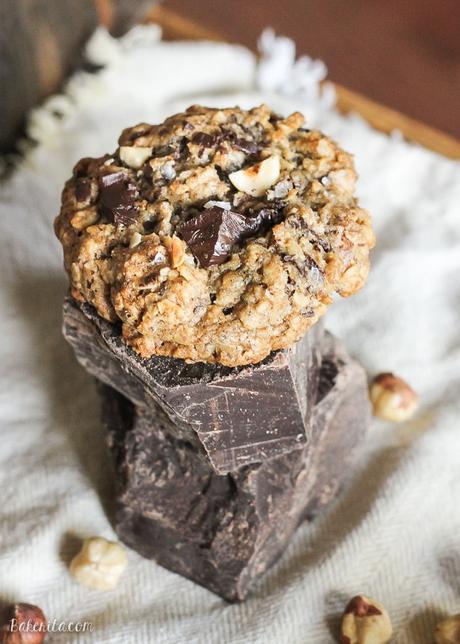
[229,156,280,197]
[434,614,460,644]
[369,372,418,422]
[69,536,127,591]
[340,595,392,644]
[119,146,152,169]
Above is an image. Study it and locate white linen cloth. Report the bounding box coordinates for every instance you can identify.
[1,25,459,643]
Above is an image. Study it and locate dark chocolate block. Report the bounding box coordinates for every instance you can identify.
[100,332,370,601]
[63,297,323,474]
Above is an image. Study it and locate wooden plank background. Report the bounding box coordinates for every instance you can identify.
[149,5,460,160]
[163,0,460,141]
[1,2,459,159]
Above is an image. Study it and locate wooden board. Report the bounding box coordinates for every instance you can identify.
[147,6,460,160]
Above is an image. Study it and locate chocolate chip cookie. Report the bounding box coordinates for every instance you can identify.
[54,104,374,366]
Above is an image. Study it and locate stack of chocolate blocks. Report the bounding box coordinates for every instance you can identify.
[63,297,370,601]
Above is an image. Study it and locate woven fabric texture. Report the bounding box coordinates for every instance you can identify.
[0,25,459,644]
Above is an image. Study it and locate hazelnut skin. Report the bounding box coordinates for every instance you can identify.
[369,372,418,422]
[1,603,47,643]
[340,594,392,644]
[434,614,460,644]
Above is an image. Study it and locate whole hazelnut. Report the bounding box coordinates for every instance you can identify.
[369,372,418,422]
[434,614,460,644]
[340,594,392,644]
[69,536,128,591]
[1,603,47,643]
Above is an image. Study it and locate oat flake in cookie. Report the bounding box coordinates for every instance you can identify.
[55,105,375,366]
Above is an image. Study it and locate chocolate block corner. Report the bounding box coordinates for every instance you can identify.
[100,332,370,601]
[63,297,323,473]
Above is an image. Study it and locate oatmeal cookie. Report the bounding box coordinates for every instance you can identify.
[55,104,374,366]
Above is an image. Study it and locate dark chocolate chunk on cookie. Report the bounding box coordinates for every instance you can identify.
[99,172,138,226]
[177,206,248,267]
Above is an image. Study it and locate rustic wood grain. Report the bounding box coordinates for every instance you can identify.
[163,0,460,142]
[147,5,460,160]
[334,83,460,159]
